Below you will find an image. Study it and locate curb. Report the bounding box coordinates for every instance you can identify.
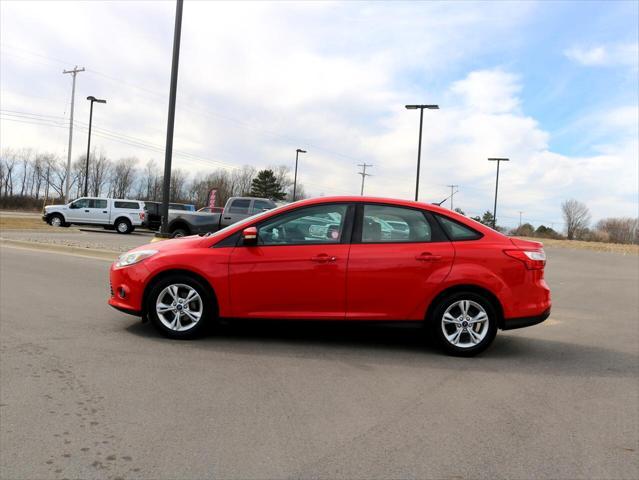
[0,238,120,261]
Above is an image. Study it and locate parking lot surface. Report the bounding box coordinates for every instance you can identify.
[0,245,637,479]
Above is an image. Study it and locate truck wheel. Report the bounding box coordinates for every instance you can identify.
[115,218,132,234]
[49,214,67,227]
[171,228,188,238]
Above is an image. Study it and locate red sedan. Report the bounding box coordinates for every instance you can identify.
[109,196,551,356]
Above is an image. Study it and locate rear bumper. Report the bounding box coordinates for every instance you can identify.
[502,308,551,330]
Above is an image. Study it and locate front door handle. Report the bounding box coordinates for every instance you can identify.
[223,216,231,220]
[84,209,90,213]
[416,252,442,262]
[311,254,337,263]
[103,211,108,213]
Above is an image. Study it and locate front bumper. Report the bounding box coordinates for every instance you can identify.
[108,261,149,316]
[502,308,551,330]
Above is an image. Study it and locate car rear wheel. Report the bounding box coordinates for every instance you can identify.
[431,292,497,357]
[147,275,213,339]
[171,228,188,238]
[115,218,132,234]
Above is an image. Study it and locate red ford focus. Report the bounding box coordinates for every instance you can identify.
[109,196,551,356]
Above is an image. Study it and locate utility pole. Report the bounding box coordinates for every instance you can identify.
[519,211,523,228]
[63,66,85,202]
[159,0,184,237]
[488,157,509,229]
[357,163,373,196]
[447,184,458,210]
[293,148,306,201]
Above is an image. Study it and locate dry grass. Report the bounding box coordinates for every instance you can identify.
[516,236,639,255]
[0,215,63,231]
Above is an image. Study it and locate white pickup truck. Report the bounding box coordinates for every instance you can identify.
[42,197,146,234]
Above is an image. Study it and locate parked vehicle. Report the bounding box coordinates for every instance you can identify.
[108,196,551,356]
[143,202,198,231]
[43,197,145,234]
[164,196,276,238]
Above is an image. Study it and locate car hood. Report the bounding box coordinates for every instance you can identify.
[130,235,206,254]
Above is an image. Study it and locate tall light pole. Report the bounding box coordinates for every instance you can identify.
[293,148,306,201]
[488,158,509,229]
[159,0,184,237]
[405,104,439,201]
[84,96,106,197]
[62,66,84,202]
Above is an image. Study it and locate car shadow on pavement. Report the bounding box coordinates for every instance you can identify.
[124,320,639,379]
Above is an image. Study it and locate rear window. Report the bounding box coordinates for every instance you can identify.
[252,199,273,213]
[436,215,482,241]
[114,201,140,210]
[89,199,107,209]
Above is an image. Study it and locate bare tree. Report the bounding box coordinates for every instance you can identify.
[48,157,69,199]
[231,165,256,197]
[562,199,591,240]
[596,217,639,244]
[109,157,138,198]
[1,149,18,197]
[89,151,111,197]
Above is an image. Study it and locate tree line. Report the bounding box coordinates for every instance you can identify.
[0,148,306,209]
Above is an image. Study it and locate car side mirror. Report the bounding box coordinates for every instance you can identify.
[242,227,258,245]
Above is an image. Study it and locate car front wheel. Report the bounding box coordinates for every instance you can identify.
[431,292,497,356]
[147,275,213,339]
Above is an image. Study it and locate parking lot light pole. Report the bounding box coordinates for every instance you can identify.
[293,148,306,201]
[158,0,184,238]
[405,104,439,201]
[488,158,509,229]
[84,96,106,197]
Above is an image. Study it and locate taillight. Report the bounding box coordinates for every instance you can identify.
[503,249,546,270]
[139,212,145,220]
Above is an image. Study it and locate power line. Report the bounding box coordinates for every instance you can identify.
[357,163,373,196]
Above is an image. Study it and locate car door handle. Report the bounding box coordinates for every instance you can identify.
[311,254,337,263]
[416,252,442,262]
[103,211,108,213]
[84,209,90,213]
[223,216,231,220]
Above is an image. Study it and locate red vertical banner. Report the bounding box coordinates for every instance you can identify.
[208,189,217,209]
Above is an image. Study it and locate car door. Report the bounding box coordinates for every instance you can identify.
[228,203,354,319]
[346,203,455,320]
[87,199,109,224]
[66,198,89,223]
[221,198,251,228]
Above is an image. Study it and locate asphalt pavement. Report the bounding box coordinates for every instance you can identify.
[0,245,637,479]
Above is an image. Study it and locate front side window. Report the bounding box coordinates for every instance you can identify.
[252,199,273,213]
[257,204,348,246]
[71,199,88,209]
[362,204,432,243]
[436,215,482,241]
[228,199,251,214]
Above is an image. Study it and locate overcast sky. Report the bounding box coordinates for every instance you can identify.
[1,0,637,227]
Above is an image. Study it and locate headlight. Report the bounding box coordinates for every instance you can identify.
[115,249,158,268]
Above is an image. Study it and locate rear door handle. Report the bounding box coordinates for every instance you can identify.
[103,211,108,213]
[416,252,442,262]
[311,254,337,263]
[84,209,90,213]
[223,216,231,220]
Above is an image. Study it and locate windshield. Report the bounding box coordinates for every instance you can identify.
[203,202,291,238]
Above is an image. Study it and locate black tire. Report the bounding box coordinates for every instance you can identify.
[146,274,214,339]
[171,228,189,238]
[114,218,132,234]
[48,213,68,228]
[430,291,498,357]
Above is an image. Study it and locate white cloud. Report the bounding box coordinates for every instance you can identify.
[564,43,638,68]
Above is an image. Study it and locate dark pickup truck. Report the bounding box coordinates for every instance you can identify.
[144,197,276,237]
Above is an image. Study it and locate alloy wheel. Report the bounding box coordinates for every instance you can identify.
[155,283,203,332]
[441,299,489,349]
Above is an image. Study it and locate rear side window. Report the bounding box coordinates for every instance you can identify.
[436,215,482,241]
[229,199,251,214]
[90,199,107,209]
[362,204,432,243]
[114,201,140,209]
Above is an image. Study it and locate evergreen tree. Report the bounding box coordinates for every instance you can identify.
[249,169,286,200]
